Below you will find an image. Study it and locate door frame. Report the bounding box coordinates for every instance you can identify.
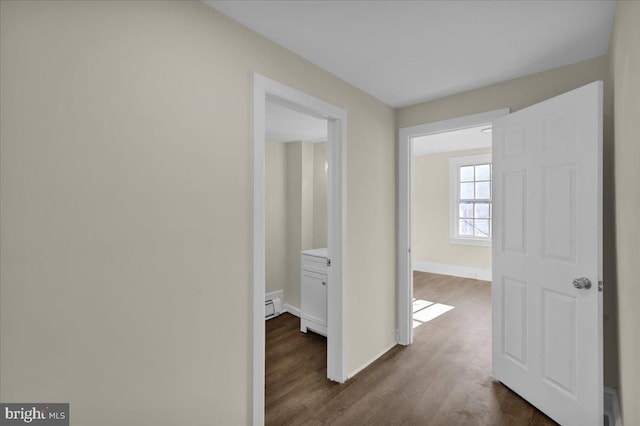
[252,73,347,425]
[397,108,509,345]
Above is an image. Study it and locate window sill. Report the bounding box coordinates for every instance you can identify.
[449,237,491,247]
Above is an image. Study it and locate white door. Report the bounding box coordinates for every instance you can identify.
[492,81,603,426]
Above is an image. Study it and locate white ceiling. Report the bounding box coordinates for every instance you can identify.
[412,125,492,157]
[266,100,327,143]
[204,0,615,108]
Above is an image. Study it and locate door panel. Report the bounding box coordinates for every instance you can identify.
[542,288,577,396]
[542,164,576,262]
[492,81,603,426]
[503,277,528,366]
[502,171,527,253]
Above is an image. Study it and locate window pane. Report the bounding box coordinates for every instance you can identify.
[476,164,491,180]
[475,202,491,218]
[459,219,474,236]
[460,166,474,182]
[475,181,491,199]
[459,202,473,218]
[460,182,474,199]
[475,219,490,237]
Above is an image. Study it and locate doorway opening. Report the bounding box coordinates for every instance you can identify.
[252,74,347,425]
[398,82,604,425]
[263,99,330,420]
[410,124,494,330]
[397,109,508,345]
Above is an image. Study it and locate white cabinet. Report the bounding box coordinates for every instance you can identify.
[300,248,328,336]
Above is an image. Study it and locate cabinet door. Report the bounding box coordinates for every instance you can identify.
[301,270,327,326]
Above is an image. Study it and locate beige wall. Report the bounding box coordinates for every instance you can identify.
[265,141,287,294]
[284,142,315,309]
[285,142,303,309]
[397,55,612,129]
[610,1,640,423]
[313,142,328,248]
[267,141,327,307]
[397,55,619,391]
[413,148,491,270]
[300,142,315,255]
[0,2,396,425]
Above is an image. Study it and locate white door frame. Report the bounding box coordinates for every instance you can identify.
[252,73,347,425]
[397,109,509,345]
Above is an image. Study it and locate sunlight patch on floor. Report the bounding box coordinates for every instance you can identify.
[412,298,455,328]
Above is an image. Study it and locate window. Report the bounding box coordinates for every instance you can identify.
[449,153,492,246]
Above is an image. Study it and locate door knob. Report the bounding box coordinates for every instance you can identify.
[573,277,592,289]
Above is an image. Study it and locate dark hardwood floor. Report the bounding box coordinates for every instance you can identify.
[265,271,557,425]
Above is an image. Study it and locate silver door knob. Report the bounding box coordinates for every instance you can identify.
[573,277,592,289]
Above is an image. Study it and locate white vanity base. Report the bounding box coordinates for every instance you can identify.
[300,248,328,337]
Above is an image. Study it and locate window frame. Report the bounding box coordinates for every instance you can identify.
[449,153,492,247]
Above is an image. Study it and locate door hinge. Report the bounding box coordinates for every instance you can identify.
[326,258,331,267]
[598,281,603,292]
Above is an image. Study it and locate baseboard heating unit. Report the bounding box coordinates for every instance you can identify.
[265,298,282,320]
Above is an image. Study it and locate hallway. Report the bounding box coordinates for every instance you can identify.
[265,272,556,425]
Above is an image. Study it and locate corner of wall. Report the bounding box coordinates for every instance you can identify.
[609,1,640,424]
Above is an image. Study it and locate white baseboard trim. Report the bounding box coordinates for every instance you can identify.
[413,260,491,281]
[265,289,283,303]
[604,387,622,426]
[347,342,397,380]
[283,303,301,318]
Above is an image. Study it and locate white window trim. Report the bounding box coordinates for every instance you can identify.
[449,153,492,247]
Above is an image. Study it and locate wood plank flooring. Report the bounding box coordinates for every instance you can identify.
[265,271,557,425]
